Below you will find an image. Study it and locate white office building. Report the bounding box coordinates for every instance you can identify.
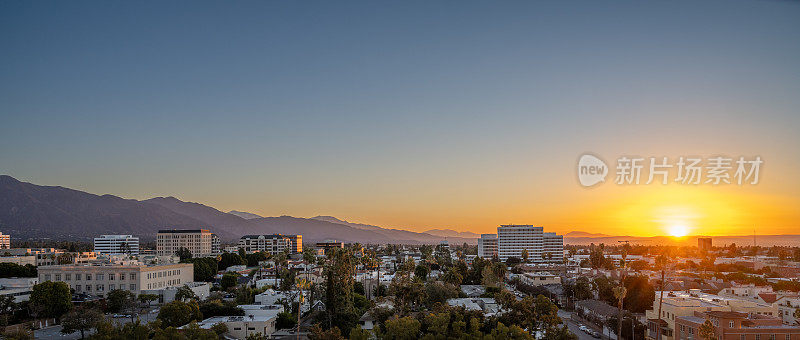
[477,234,498,259]
[94,235,140,255]
[495,225,563,263]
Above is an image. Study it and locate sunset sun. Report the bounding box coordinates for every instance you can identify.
[669,224,689,237]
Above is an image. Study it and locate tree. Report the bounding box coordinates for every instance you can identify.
[158,300,200,327]
[275,311,297,330]
[199,299,244,318]
[176,247,192,261]
[699,319,716,340]
[414,264,429,282]
[107,289,137,314]
[319,248,360,337]
[573,276,593,301]
[383,316,420,340]
[309,324,344,340]
[521,249,529,263]
[182,257,218,282]
[29,281,72,319]
[218,253,245,270]
[175,285,198,302]
[221,273,239,290]
[0,263,37,278]
[61,305,103,339]
[442,267,463,286]
[506,257,521,266]
[138,293,159,305]
[623,275,655,313]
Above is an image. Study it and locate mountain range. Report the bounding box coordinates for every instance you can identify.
[0,175,478,244]
[2,175,796,247]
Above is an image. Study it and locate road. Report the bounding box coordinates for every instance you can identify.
[558,309,599,340]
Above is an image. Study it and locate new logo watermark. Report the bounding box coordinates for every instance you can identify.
[577,154,762,187]
[577,154,608,187]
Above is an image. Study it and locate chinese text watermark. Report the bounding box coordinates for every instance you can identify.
[577,154,762,187]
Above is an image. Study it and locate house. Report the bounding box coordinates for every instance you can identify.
[359,312,375,330]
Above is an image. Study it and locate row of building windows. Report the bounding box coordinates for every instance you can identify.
[43,272,136,281]
[74,283,136,292]
[146,269,181,280]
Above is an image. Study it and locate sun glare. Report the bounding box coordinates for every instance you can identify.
[669,224,689,237]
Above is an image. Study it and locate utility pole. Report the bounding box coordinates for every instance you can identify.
[617,240,630,339]
[655,255,667,340]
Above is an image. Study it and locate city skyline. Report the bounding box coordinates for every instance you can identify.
[2,1,799,237]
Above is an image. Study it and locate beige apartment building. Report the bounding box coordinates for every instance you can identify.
[646,290,778,340]
[37,262,193,296]
[157,229,214,257]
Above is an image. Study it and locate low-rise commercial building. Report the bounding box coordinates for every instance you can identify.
[315,240,344,255]
[646,290,778,340]
[0,277,38,302]
[37,262,193,297]
[675,311,800,340]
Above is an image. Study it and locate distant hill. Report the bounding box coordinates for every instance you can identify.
[228,210,263,220]
[0,175,213,241]
[425,229,480,238]
[564,234,800,247]
[0,175,477,245]
[565,231,612,238]
[311,216,478,245]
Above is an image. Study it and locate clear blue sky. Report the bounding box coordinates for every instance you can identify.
[2,1,799,234]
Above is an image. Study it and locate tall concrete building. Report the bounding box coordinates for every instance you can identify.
[93,235,140,255]
[157,229,214,257]
[0,232,9,249]
[697,237,712,251]
[495,225,563,263]
[477,234,498,259]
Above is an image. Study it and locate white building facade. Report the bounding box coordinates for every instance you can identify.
[495,225,563,263]
[94,235,140,255]
[477,234,498,259]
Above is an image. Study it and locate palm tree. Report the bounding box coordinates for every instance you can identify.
[614,286,627,339]
[295,278,310,340]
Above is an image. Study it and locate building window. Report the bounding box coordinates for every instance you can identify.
[96,284,104,292]
[730,321,734,328]
[96,274,104,280]
[44,274,51,281]
[120,274,125,280]
[86,285,92,292]
[756,335,761,340]
[109,274,115,281]
[65,274,71,281]
[130,284,136,290]
[86,274,92,281]
[55,274,61,281]
[109,284,115,290]
[130,273,135,280]
[75,285,81,292]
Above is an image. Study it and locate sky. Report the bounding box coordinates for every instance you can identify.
[1,0,799,237]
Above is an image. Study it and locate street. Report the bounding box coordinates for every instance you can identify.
[558,309,600,340]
